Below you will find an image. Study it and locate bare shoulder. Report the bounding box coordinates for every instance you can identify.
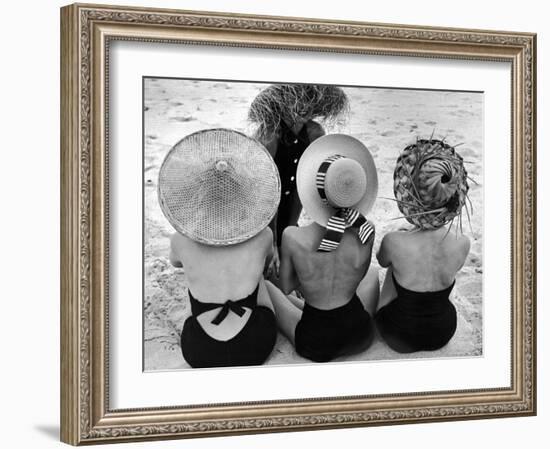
[258,226,274,249]
[381,230,404,247]
[440,231,470,249]
[231,227,273,253]
[170,232,186,250]
[169,232,191,267]
[306,120,325,141]
[456,233,471,253]
[379,230,412,259]
[281,225,300,247]
[282,225,315,252]
[172,231,202,254]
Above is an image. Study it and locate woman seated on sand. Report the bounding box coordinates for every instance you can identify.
[265,134,380,363]
[248,84,349,273]
[375,139,471,353]
[158,129,281,368]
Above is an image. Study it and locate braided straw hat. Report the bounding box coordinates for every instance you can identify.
[297,134,378,226]
[158,129,281,246]
[393,139,469,230]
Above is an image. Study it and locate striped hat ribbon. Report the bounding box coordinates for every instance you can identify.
[316,155,374,252]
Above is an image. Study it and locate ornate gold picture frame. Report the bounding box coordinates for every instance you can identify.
[60,3,536,445]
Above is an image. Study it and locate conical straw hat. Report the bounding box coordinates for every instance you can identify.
[393,139,469,230]
[158,129,280,246]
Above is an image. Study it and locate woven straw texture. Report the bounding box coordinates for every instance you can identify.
[324,158,367,208]
[393,139,469,229]
[158,129,280,245]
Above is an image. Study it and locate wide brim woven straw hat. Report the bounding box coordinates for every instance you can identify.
[158,128,281,246]
[296,134,378,226]
[393,139,469,230]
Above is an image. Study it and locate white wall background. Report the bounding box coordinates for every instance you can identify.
[0,0,546,447]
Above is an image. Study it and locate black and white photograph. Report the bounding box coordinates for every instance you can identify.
[2,0,544,445]
[143,78,483,371]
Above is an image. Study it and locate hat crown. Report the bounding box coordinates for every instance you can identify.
[324,158,367,208]
[296,134,378,227]
[415,158,459,208]
[393,139,469,230]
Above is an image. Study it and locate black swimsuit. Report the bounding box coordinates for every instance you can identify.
[295,294,374,363]
[180,285,276,368]
[274,122,311,245]
[375,274,457,353]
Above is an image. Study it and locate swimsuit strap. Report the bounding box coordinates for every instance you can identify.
[188,284,259,325]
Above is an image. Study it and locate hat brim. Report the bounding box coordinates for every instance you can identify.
[297,134,378,226]
[158,128,281,246]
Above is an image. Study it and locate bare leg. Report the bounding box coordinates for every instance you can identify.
[355,267,380,316]
[265,280,302,345]
[378,266,397,311]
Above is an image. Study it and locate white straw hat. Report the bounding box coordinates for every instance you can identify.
[158,129,281,246]
[296,134,378,227]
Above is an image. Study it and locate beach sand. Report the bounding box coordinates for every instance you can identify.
[143,79,483,371]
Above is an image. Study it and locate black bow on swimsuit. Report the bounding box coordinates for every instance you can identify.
[181,283,276,368]
[188,285,259,325]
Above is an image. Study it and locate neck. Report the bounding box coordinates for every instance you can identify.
[411,225,448,235]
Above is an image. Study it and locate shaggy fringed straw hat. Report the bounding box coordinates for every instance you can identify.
[297,134,378,251]
[248,84,349,141]
[393,139,469,230]
[158,129,281,246]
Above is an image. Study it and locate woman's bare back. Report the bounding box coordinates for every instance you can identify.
[284,223,373,309]
[379,227,470,292]
[170,228,273,340]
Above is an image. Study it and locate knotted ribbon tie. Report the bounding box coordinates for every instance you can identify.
[210,299,247,325]
[189,285,258,325]
[316,155,374,252]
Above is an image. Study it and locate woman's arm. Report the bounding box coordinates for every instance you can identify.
[376,233,392,268]
[457,235,471,270]
[262,228,275,274]
[279,228,300,294]
[169,234,183,268]
[258,134,280,247]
